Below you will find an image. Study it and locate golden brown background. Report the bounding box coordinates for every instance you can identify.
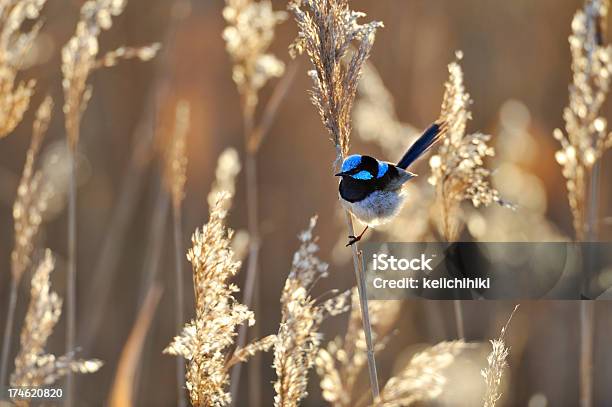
[1,0,612,405]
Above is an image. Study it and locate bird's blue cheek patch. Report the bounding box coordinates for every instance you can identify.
[376,162,389,178]
[342,155,362,173]
[351,170,373,180]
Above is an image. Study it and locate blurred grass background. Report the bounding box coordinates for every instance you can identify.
[1,0,612,405]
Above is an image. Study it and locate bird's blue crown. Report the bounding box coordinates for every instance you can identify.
[341,154,362,173]
[341,154,389,180]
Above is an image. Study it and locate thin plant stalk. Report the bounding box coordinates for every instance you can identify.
[138,183,170,305]
[453,300,465,339]
[229,102,259,404]
[580,301,594,407]
[229,61,299,404]
[172,204,186,407]
[580,161,600,407]
[0,278,19,393]
[79,122,153,348]
[66,146,77,407]
[578,3,606,405]
[79,0,189,349]
[349,213,380,399]
[133,183,169,401]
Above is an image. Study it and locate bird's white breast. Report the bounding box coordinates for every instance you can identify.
[340,189,408,228]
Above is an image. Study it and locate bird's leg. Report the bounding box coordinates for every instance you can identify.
[346,226,369,247]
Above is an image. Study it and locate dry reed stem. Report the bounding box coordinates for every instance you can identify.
[108,285,162,407]
[80,0,188,351]
[10,250,102,393]
[222,1,288,403]
[164,194,272,406]
[273,217,350,407]
[372,341,468,407]
[162,100,191,407]
[290,0,384,398]
[580,301,595,407]
[553,2,610,405]
[216,149,251,403]
[0,0,48,139]
[0,97,53,393]
[482,305,519,407]
[61,1,159,401]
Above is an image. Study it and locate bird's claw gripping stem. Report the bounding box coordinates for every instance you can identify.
[346,226,369,247]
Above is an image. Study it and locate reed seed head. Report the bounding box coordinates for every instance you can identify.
[207,147,241,212]
[429,57,506,241]
[273,216,350,407]
[223,0,287,111]
[10,250,103,389]
[554,0,612,240]
[11,96,54,283]
[164,193,272,406]
[290,0,383,165]
[163,100,191,211]
[481,305,519,407]
[62,0,159,150]
[0,0,48,138]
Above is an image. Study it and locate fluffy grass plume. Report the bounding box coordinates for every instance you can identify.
[553,0,612,240]
[222,0,287,112]
[10,96,53,283]
[481,305,519,407]
[0,96,53,392]
[163,100,190,212]
[372,341,468,407]
[207,147,242,211]
[289,0,383,163]
[316,290,400,407]
[0,0,48,138]
[10,250,102,389]
[164,194,273,406]
[429,55,507,242]
[273,216,350,407]
[61,0,160,149]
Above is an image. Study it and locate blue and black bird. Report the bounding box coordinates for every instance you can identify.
[335,121,447,246]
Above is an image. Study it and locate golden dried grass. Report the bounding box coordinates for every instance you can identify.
[10,250,102,389]
[273,216,350,407]
[0,0,47,138]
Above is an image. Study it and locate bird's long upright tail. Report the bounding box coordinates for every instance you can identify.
[396,121,447,170]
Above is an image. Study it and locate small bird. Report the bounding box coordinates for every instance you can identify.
[336,121,447,246]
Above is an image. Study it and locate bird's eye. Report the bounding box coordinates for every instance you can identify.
[351,170,373,180]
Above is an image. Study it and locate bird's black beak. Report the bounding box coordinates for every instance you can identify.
[335,171,347,177]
